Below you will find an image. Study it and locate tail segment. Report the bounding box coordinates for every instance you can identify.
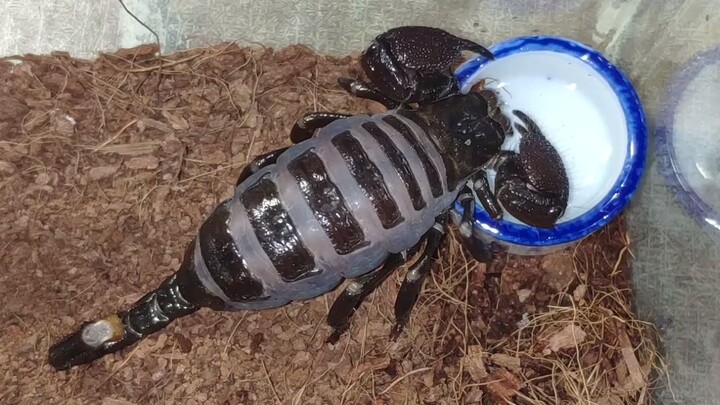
[48,241,219,371]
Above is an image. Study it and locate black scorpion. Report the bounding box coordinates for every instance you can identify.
[48,26,569,371]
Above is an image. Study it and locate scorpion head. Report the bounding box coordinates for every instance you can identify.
[412,89,511,183]
[409,88,570,230]
[359,26,494,105]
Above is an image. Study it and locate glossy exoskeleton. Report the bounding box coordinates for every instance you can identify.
[48,26,569,371]
[337,25,495,109]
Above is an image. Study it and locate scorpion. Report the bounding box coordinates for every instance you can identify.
[48,26,569,371]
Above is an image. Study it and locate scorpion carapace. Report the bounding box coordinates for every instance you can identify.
[48,27,570,371]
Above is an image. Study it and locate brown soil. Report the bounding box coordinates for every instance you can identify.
[0,43,662,404]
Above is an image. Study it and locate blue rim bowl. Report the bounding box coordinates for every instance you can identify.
[453,35,648,249]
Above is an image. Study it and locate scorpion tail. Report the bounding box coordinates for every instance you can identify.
[48,240,219,371]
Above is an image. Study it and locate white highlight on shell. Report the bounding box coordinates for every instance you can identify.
[81,320,115,348]
[459,221,472,238]
[346,281,363,295]
[406,268,421,282]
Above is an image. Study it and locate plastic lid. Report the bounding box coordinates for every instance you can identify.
[657,45,720,232]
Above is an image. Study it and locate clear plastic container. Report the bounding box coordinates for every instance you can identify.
[656,45,720,232]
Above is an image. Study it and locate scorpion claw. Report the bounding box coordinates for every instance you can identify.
[351,26,495,105]
[512,110,542,136]
[457,39,495,61]
[493,111,569,229]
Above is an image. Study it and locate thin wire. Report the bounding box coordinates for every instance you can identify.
[117,0,161,52]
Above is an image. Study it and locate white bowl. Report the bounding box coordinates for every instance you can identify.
[453,36,647,255]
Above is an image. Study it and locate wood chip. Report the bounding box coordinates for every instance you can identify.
[162,134,183,153]
[617,323,645,391]
[139,118,171,133]
[34,172,50,185]
[113,43,159,59]
[202,149,227,165]
[486,368,524,401]
[52,112,76,135]
[162,110,189,130]
[0,160,17,174]
[489,353,521,373]
[125,156,159,170]
[102,398,138,405]
[463,345,488,381]
[573,284,588,302]
[421,366,434,387]
[88,165,119,180]
[598,394,625,405]
[516,288,532,303]
[0,95,29,120]
[229,80,253,108]
[543,323,587,355]
[541,251,575,291]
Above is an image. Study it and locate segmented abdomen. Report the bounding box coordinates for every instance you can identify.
[191,112,460,311]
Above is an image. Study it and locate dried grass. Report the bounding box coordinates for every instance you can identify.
[407,224,669,405]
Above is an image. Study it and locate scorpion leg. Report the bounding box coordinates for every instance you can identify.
[289,112,353,144]
[241,109,356,184]
[337,77,400,109]
[493,111,569,229]
[456,184,495,264]
[412,71,462,106]
[390,212,448,340]
[48,242,221,371]
[325,250,411,344]
[235,147,289,186]
[471,169,504,221]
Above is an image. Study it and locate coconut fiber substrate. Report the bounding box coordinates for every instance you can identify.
[0,43,666,405]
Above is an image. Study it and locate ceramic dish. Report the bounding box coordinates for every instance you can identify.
[453,35,647,255]
[656,45,720,233]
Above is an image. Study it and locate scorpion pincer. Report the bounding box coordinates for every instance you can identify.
[48,26,569,371]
